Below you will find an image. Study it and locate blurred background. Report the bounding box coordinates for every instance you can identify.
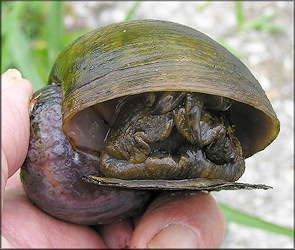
[2,1,294,248]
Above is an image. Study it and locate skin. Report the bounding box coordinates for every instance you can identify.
[1,69,225,248]
[101,92,245,182]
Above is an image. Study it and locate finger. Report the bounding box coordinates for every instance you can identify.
[1,69,33,209]
[1,69,33,178]
[1,69,23,90]
[130,192,225,248]
[2,188,106,248]
[95,219,134,248]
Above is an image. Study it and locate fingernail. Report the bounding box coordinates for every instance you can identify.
[147,224,199,249]
[3,69,22,81]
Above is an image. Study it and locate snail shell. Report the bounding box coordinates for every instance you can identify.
[49,19,279,159]
[21,20,279,225]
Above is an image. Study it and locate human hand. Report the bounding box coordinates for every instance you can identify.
[1,69,225,248]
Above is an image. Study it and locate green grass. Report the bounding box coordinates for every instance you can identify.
[1,1,142,90]
[125,1,142,21]
[220,203,294,238]
[215,38,245,60]
[2,2,45,90]
[235,1,283,32]
[2,1,293,239]
[1,1,90,90]
[196,2,212,12]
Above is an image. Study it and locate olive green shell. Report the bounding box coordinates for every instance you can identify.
[48,19,280,158]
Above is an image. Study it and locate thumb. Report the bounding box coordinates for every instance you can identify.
[131,192,225,248]
[1,69,33,206]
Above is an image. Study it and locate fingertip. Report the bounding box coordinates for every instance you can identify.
[2,69,34,95]
[2,69,23,88]
[95,219,133,249]
[1,73,34,179]
[147,223,199,248]
[130,192,225,248]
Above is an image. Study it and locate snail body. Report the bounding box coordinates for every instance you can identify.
[100,91,245,182]
[21,20,280,224]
